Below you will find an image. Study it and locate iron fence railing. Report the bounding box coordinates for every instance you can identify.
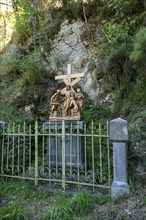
[0,120,112,191]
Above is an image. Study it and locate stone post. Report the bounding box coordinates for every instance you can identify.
[109,118,130,197]
[0,121,5,173]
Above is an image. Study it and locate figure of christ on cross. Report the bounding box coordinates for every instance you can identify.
[49,64,84,121]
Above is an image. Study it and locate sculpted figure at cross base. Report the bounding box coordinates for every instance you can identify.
[50,89,62,117]
[49,64,84,121]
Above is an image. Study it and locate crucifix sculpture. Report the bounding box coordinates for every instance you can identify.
[49,64,84,121]
[55,64,84,91]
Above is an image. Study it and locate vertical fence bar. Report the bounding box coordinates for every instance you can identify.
[0,121,5,175]
[77,122,80,188]
[70,122,73,177]
[62,120,66,190]
[1,124,4,175]
[91,121,95,191]
[17,124,20,173]
[55,123,58,176]
[99,123,103,183]
[84,122,87,178]
[49,122,51,182]
[23,121,26,177]
[35,121,38,186]
[106,121,111,187]
[12,122,15,176]
[29,124,32,168]
[42,124,45,171]
[6,123,10,171]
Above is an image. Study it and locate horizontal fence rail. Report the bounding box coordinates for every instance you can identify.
[0,120,112,191]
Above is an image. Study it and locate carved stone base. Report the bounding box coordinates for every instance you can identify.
[49,116,80,121]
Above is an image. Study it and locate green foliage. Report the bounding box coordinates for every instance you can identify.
[125,27,146,106]
[61,1,82,20]
[130,80,146,104]
[0,47,51,121]
[19,50,48,85]
[105,22,130,49]
[56,0,99,21]
[107,207,118,218]
[129,124,146,146]
[130,27,146,62]
[44,194,72,220]
[95,195,110,205]
[94,19,134,93]
[112,193,129,204]
[92,1,145,111]
[45,191,95,220]
[0,48,21,76]
[107,45,129,88]
[70,190,95,215]
[0,181,30,200]
[141,195,146,205]
[0,180,49,202]
[34,189,49,199]
[0,202,30,220]
[102,0,144,18]
[0,0,145,122]
[14,0,35,41]
[83,98,112,123]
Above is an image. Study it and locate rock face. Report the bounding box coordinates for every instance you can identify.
[45,19,113,109]
[1,15,113,110]
[45,20,111,106]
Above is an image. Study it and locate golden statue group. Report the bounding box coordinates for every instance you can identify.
[49,64,84,121]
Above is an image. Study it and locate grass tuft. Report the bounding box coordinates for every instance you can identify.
[70,190,95,215]
[95,195,110,205]
[0,202,30,220]
[44,194,72,220]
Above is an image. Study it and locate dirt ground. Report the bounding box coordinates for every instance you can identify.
[1,178,146,220]
[23,181,146,220]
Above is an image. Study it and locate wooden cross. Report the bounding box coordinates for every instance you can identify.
[55,64,84,89]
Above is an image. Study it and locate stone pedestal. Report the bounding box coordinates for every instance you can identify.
[43,121,84,171]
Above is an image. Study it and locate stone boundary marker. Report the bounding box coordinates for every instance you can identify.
[110,117,130,197]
